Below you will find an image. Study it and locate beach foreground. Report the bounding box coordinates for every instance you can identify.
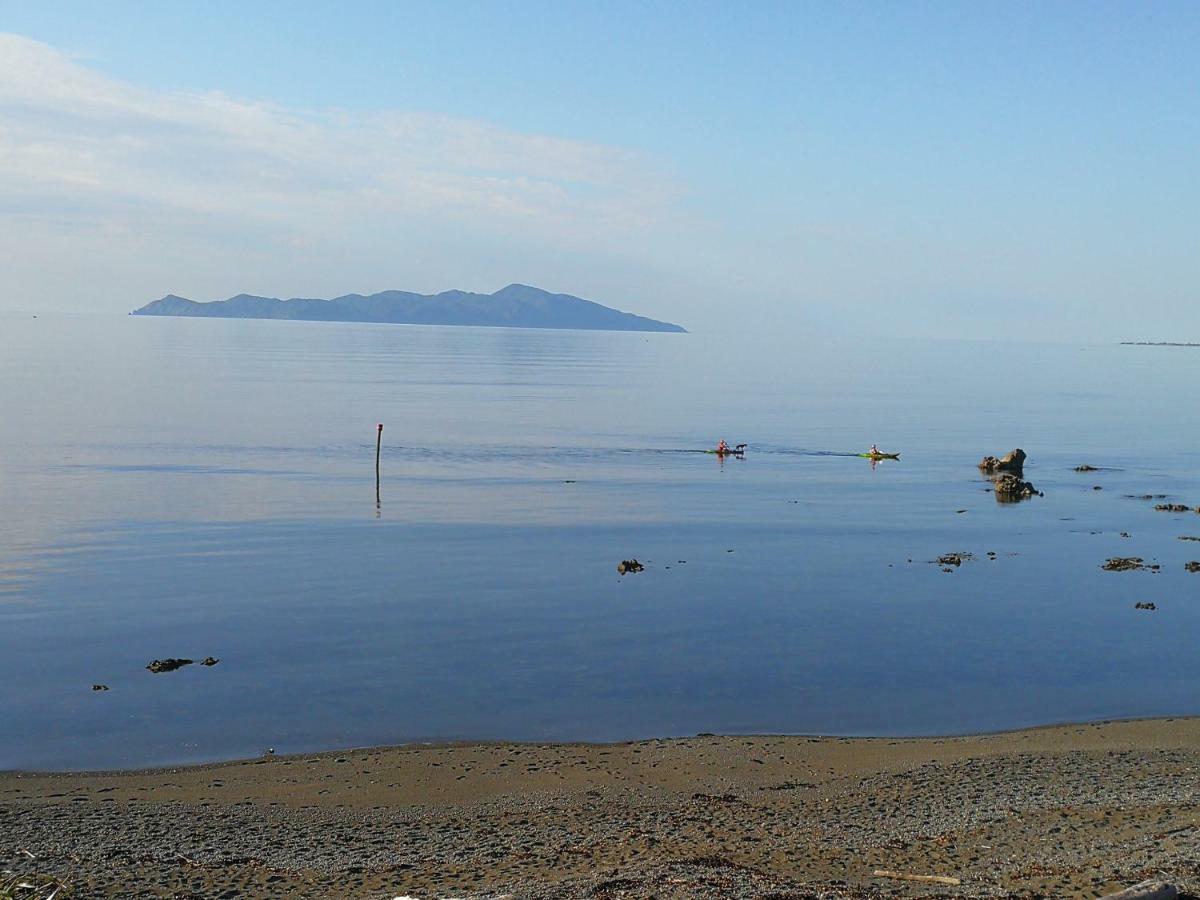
[3,719,1198,899]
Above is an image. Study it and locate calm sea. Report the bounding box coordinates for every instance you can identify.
[2,312,1198,769]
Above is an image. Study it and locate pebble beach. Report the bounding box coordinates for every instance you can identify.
[3,718,1199,898]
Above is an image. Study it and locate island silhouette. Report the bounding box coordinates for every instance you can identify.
[131,283,686,333]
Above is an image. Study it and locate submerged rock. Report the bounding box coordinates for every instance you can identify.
[201,656,220,666]
[91,684,109,691]
[617,559,645,575]
[1186,561,1200,573]
[146,658,193,673]
[1155,503,1192,513]
[1075,464,1099,472]
[1135,602,1158,611]
[935,552,971,567]
[979,448,1026,474]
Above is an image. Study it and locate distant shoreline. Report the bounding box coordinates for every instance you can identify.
[1120,341,1200,346]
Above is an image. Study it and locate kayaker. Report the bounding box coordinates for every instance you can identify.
[869,444,880,455]
[717,439,729,454]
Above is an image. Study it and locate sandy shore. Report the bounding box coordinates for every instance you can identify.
[3,718,1199,898]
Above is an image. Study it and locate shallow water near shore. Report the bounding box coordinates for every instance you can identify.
[2,313,1200,769]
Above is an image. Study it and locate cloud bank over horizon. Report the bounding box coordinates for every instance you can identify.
[1,11,1196,342]
[0,33,689,319]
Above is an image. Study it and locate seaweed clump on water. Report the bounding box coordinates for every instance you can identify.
[1102,557,1160,572]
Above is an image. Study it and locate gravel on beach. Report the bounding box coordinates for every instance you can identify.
[3,718,1199,899]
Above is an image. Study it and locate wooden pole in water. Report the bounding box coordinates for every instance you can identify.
[375,423,383,507]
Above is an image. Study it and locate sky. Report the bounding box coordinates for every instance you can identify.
[0,1,1196,339]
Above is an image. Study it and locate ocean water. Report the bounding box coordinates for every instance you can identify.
[2,312,1199,769]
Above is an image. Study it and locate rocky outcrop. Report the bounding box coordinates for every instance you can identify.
[617,559,645,575]
[979,448,1026,473]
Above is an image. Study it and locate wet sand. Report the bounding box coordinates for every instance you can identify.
[3,718,1199,898]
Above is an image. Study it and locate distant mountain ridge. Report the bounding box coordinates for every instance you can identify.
[131,284,686,333]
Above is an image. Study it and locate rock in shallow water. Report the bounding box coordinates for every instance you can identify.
[1103,557,1160,572]
[146,658,193,673]
[993,473,1041,499]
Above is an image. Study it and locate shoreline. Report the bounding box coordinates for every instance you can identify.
[4,717,1199,897]
[5,712,1199,778]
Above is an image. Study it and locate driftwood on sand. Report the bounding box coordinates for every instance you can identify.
[1098,880,1179,900]
[873,869,961,885]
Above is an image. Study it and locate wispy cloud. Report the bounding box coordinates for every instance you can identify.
[0,33,674,247]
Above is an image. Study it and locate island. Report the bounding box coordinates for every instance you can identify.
[131,283,686,333]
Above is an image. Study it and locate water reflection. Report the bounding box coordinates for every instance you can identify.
[6,316,1200,767]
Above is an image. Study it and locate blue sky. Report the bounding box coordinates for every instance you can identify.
[1,2,1196,338]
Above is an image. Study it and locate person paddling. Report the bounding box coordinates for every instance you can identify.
[717,439,730,454]
[869,443,880,455]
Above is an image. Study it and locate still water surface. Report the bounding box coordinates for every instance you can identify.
[1,313,1198,769]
